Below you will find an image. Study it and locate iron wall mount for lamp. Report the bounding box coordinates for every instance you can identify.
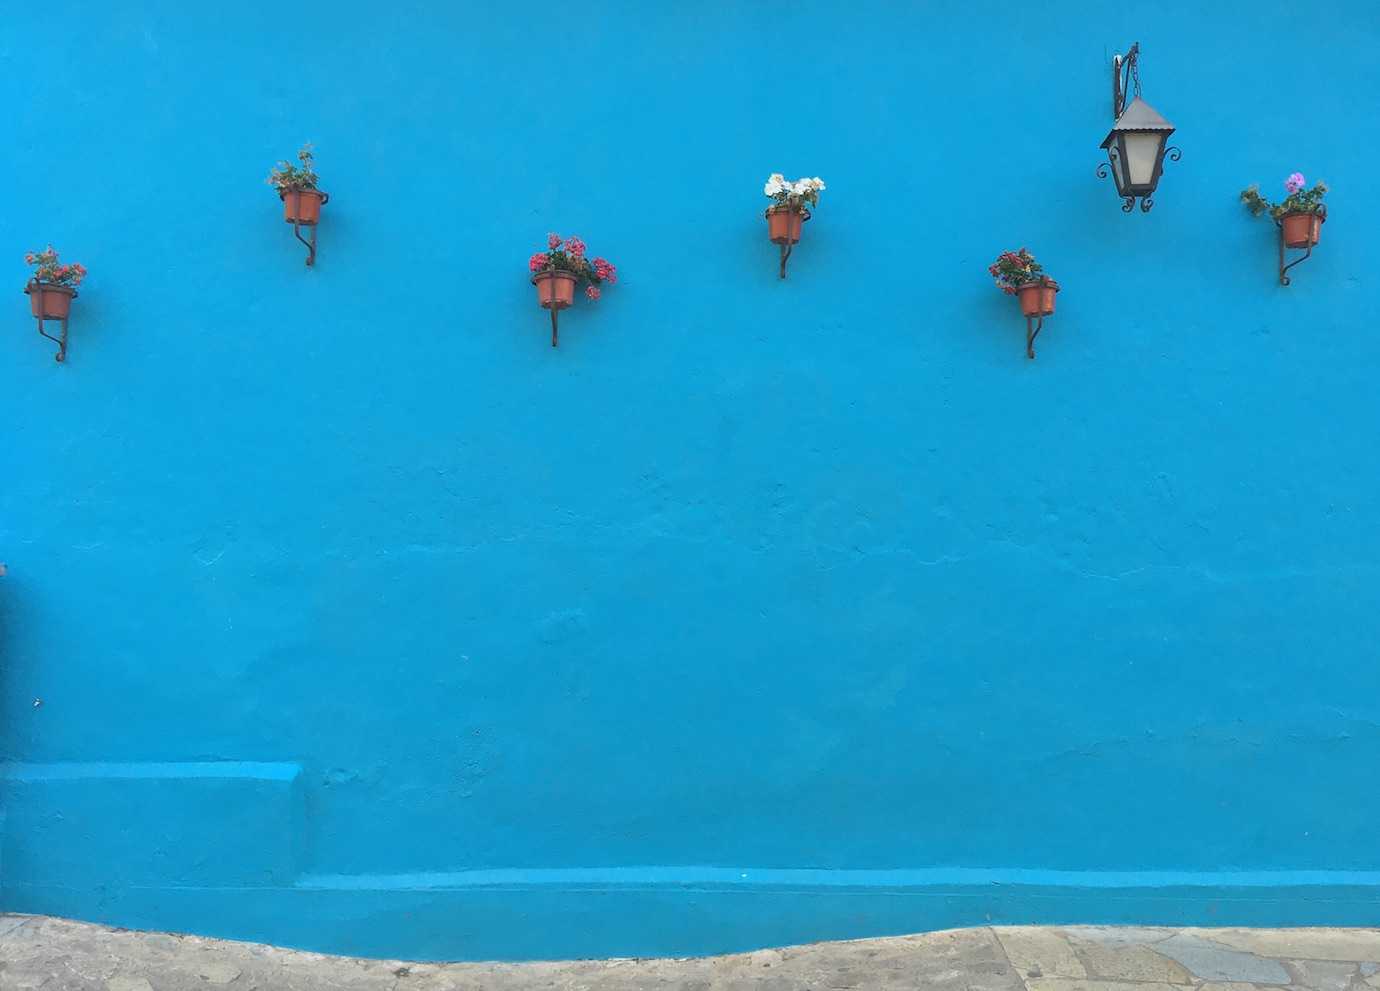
[1111,43,1138,120]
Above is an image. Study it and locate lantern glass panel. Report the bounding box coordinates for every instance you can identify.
[1124,131,1165,189]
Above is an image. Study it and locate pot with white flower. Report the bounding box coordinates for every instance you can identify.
[989,248,1059,360]
[763,174,824,279]
[267,144,329,266]
[1240,172,1327,286]
[528,234,617,347]
[22,246,86,363]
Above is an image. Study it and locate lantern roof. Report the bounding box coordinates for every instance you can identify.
[1101,96,1175,147]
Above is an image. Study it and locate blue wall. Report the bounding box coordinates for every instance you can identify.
[3,0,1380,962]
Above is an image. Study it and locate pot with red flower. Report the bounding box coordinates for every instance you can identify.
[1240,172,1328,285]
[989,247,1059,360]
[23,246,86,363]
[268,143,329,266]
[528,234,617,347]
[763,173,824,278]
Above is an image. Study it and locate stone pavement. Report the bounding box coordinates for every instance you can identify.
[1,916,1378,991]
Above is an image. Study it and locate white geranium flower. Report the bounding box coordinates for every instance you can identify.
[764,173,787,196]
[810,177,826,191]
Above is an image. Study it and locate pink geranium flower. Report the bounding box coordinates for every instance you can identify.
[1285,172,1306,194]
[592,257,617,284]
[526,235,615,307]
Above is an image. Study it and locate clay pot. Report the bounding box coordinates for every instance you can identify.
[766,207,808,245]
[27,282,75,320]
[1017,279,1058,317]
[1038,279,1059,315]
[1281,211,1323,249]
[533,270,577,309]
[281,188,327,225]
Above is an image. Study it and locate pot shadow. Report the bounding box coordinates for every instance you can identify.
[978,284,1040,365]
[28,290,108,366]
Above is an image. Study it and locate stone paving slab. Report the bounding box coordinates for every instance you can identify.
[0,915,1377,991]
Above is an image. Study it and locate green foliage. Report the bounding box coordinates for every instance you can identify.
[24,245,87,289]
[267,143,319,192]
[1240,180,1328,220]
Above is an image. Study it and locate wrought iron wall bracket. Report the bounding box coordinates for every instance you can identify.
[1112,43,1140,119]
[1275,212,1323,286]
[767,207,810,279]
[36,314,69,362]
[550,306,560,347]
[25,285,73,362]
[293,221,319,266]
[778,240,793,279]
[287,190,328,266]
[1026,315,1043,360]
[1278,231,1311,286]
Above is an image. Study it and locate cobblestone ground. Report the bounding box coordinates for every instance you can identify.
[1,916,1378,991]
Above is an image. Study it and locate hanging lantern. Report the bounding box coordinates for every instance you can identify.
[1097,44,1181,213]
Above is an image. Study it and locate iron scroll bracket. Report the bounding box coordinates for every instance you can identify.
[1112,42,1140,119]
[768,207,810,279]
[1276,204,1324,286]
[287,190,329,266]
[292,222,318,266]
[37,316,69,362]
[25,284,73,362]
[1026,314,1043,360]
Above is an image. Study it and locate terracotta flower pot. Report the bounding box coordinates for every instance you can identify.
[281,188,327,225]
[27,282,75,320]
[1038,279,1059,315]
[1016,279,1058,317]
[1281,211,1323,249]
[766,207,807,245]
[532,270,577,309]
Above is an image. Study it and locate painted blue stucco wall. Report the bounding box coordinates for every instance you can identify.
[3,0,1380,962]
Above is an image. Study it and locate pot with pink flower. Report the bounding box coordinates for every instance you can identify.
[23,246,86,363]
[528,234,617,347]
[1240,172,1328,285]
[267,144,329,266]
[989,248,1059,360]
[763,174,824,279]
